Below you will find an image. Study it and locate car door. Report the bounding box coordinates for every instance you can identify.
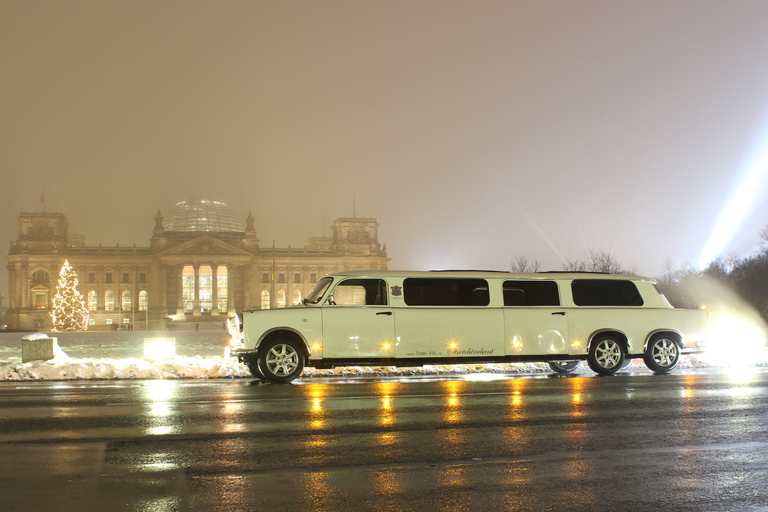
[321,278,395,359]
[502,280,570,356]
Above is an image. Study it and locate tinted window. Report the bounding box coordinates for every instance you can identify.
[571,279,644,306]
[503,281,560,306]
[404,278,489,306]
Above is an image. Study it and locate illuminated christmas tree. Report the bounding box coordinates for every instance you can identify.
[50,259,89,331]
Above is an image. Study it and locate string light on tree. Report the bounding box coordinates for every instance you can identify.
[50,259,89,331]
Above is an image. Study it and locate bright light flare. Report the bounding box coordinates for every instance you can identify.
[143,338,176,360]
[705,312,768,367]
[698,115,768,269]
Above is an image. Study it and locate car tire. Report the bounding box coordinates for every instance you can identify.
[548,360,581,373]
[587,335,625,375]
[245,356,266,379]
[643,335,680,374]
[257,338,305,383]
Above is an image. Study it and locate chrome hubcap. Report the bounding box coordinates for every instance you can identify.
[652,339,678,367]
[596,340,622,369]
[265,344,300,376]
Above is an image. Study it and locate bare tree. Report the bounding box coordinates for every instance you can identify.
[510,255,542,273]
[563,248,635,274]
[660,258,677,287]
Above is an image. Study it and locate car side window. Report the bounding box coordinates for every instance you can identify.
[403,278,489,306]
[503,281,560,306]
[329,279,388,306]
[571,279,644,306]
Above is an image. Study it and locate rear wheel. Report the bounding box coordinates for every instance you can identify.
[643,335,680,374]
[587,335,625,375]
[257,338,305,383]
[548,360,581,373]
[245,356,265,379]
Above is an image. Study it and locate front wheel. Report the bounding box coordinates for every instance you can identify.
[587,335,625,375]
[548,360,581,373]
[643,335,680,374]
[257,338,305,383]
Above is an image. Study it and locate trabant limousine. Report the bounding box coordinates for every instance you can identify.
[228,271,709,382]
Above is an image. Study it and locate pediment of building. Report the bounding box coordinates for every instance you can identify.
[157,235,253,258]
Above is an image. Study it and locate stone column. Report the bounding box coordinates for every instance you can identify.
[176,265,184,316]
[211,265,219,315]
[193,264,201,316]
[227,264,235,314]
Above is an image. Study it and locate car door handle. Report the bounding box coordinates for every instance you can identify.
[551,312,566,316]
[376,311,393,316]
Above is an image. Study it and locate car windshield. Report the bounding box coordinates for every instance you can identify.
[304,277,333,304]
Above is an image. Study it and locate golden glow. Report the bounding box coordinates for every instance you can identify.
[442,380,465,423]
[375,382,399,426]
[567,378,588,418]
[305,383,326,429]
[143,338,176,360]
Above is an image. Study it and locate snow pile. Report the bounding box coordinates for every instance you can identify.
[0,331,764,381]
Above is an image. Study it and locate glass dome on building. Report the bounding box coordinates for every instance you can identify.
[163,199,245,232]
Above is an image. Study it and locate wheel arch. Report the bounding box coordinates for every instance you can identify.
[644,330,683,351]
[587,329,630,355]
[257,328,310,357]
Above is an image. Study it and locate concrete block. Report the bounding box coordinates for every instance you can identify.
[22,338,59,363]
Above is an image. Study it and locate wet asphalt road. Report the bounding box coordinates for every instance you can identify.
[1,369,768,512]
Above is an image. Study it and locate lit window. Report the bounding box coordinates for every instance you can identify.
[261,290,270,310]
[105,290,115,312]
[122,290,132,311]
[182,266,195,312]
[292,289,302,305]
[34,293,47,309]
[106,318,113,325]
[217,266,227,312]
[199,266,212,312]
[139,291,148,311]
[276,290,286,308]
[87,291,98,311]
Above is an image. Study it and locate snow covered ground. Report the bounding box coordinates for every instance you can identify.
[0,331,765,381]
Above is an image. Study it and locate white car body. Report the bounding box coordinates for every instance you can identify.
[230,271,709,381]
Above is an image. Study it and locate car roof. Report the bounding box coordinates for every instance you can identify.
[329,270,654,281]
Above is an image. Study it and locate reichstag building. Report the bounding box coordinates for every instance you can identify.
[6,199,389,331]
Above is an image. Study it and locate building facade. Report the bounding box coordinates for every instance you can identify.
[6,199,388,331]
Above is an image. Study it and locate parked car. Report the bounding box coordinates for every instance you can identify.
[228,270,709,382]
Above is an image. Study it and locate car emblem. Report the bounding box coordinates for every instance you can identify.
[390,285,402,297]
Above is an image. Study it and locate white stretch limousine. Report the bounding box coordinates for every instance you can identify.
[228,271,709,382]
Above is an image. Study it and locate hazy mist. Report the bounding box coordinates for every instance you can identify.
[3,1,768,297]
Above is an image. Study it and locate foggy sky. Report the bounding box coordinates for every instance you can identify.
[3,0,768,298]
